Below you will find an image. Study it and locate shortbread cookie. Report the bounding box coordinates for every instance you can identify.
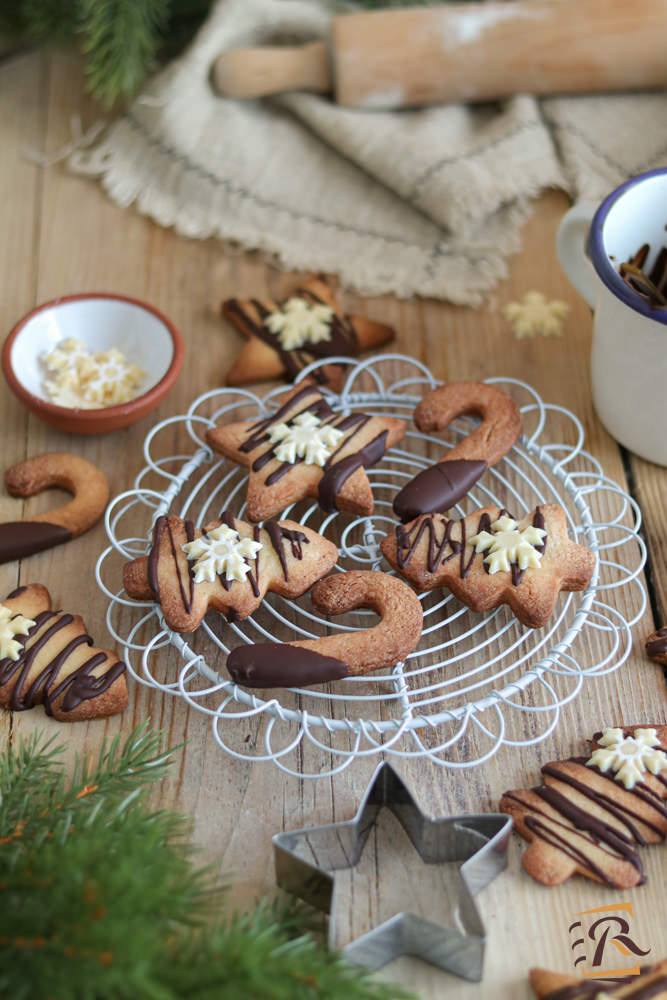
[223,274,395,389]
[123,511,338,633]
[530,960,667,998]
[381,504,595,629]
[227,570,423,687]
[394,381,523,521]
[500,726,667,889]
[2,453,109,564]
[0,584,127,721]
[646,625,667,665]
[206,383,406,522]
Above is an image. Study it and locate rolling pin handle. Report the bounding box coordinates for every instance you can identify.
[211,41,331,100]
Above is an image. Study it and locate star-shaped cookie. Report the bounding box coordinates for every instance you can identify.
[206,383,406,522]
[381,504,595,628]
[222,274,395,389]
[123,510,338,633]
[500,725,667,889]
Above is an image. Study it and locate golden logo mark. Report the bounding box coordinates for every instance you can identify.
[569,902,650,979]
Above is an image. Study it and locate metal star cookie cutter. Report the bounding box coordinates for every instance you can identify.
[273,762,513,982]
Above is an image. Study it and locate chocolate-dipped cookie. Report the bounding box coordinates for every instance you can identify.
[226,570,423,688]
[2,453,109,564]
[393,381,522,521]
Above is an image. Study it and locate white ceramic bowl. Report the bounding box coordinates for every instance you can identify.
[2,293,184,434]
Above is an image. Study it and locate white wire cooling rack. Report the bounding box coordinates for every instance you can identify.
[97,355,647,779]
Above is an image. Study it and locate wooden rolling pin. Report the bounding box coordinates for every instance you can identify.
[212,0,667,108]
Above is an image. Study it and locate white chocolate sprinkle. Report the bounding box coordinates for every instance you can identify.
[41,338,146,409]
[501,291,569,339]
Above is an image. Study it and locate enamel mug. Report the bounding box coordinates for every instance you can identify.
[557,167,667,466]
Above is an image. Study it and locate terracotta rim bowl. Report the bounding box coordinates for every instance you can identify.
[2,292,184,434]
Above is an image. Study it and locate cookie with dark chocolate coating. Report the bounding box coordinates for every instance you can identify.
[1,453,109,564]
[227,570,423,688]
[393,380,522,521]
[646,625,667,665]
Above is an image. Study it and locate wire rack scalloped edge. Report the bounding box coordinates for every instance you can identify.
[96,354,647,779]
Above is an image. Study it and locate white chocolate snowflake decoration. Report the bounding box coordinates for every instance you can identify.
[501,291,569,340]
[264,297,334,351]
[0,603,35,661]
[586,727,667,790]
[182,525,263,585]
[469,514,547,575]
[267,411,344,466]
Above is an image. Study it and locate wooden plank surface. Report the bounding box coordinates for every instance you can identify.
[1,47,666,998]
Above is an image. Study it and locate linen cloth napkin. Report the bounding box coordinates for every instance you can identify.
[71,0,667,305]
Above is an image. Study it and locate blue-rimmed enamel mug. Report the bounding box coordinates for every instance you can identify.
[557,167,667,466]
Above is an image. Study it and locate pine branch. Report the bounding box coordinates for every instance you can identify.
[0,721,173,849]
[0,727,412,1000]
[78,0,171,106]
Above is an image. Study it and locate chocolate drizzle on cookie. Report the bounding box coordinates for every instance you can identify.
[501,732,667,888]
[148,516,196,612]
[262,519,309,581]
[148,512,310,617]
[395,507,547,585]
[239,383,390,512]
[225,287,359,384]
[0,610,125,716]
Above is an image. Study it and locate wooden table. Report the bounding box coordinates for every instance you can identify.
[2,47,666,999]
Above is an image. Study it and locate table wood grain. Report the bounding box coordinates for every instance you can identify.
[2,47,666,998]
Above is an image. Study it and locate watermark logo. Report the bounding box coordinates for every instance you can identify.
[569,902,650,979]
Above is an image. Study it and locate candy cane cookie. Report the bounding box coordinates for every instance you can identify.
[226,570,423,688]
[1,453,109,564]
[393,381,522,522]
